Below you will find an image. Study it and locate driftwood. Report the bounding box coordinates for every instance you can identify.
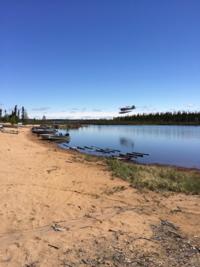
[48,244,59,250]
[51,223,66,232]
[1,128,19,134]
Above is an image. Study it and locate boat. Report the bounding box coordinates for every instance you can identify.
[32,127,57,134]
[40,133,70,141]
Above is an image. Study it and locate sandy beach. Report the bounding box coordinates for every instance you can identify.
[0,127,199,266]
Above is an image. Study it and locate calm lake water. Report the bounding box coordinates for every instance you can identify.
[61,125,200,169]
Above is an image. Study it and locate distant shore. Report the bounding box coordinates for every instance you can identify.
[14,120,200,127]
[2,110,200,127]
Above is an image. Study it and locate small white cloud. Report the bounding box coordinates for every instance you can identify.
[32,107,50,111]
[29,109,119,120]
[92,109,102,112]
[136,105,158,114]
[185,103,197,110]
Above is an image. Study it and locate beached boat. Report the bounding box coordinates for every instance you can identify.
[40,133,70,141]
[32,127,56,134]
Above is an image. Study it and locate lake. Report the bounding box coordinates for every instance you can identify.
[60,125,200,169]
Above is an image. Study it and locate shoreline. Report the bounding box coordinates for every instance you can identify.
[30,128,200,193]
[30,128,200,172]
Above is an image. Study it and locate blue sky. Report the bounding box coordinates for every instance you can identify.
[0,0,200,119]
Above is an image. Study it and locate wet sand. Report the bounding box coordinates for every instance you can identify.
[0,127,199,266]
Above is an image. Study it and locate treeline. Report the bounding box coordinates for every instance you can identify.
[1,109,199,126]
[0,105,28,124]
[113,111,200,125]
[41,111,200,126]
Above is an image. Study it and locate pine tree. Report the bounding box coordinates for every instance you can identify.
[21,106,25,121]
[14,105,18,116]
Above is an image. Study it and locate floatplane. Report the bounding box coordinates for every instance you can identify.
[119,105,136,114]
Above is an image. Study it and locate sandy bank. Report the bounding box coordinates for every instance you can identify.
[0,128,199,266]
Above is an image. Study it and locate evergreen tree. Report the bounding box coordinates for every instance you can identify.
[14,105,18,116]
[21,106,25,121]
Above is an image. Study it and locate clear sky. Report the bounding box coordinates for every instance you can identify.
[1,0,200,119]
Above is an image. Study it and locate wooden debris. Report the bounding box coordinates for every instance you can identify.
[1,128,19,134]
[48,244,59,250]
[51,223,66,232]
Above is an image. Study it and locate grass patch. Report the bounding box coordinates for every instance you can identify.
[104,185,127,195]
[106,159,200,194]
[83,154,101,162]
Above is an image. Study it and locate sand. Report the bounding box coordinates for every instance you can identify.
[0,127,199,266]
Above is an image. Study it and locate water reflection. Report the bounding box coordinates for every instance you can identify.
[87,125,200,140]
[66,125,200,168]
[119,137,134,149]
